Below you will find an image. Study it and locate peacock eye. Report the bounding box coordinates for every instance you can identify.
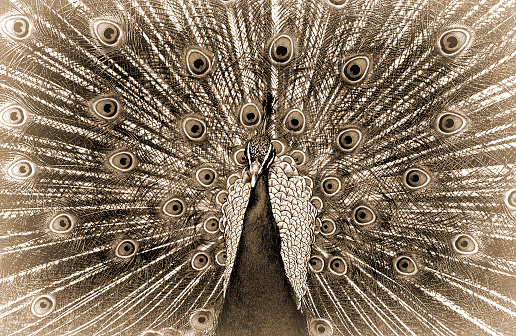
[215,249,227,266]
[203,217,219,234]
[283,109,305,133]
[108,151,137,172]
[31,295,55,317]
[309,318,333,336]
[0,105,28,127]
[337,128,362,152]
[162,198,185,217]
[7,159,35,180]
[290,150,306,165]
[92,97,120,120]
[319,218,336,236]
[271,140,286,156]
[438,28,471,56]
[308,255,325,273]
[268,34,295,65]
[505,189,516,209]
[93,20,122,46]
[321,177,341,196]
[311,197,323,212]
[451,234,478,255]
[49,213,76,234]
[1,15,31,40]
[186,49,213,77]
[239,102,262,127]
[341,55,370,84]
[196,167,217,187]
[328,256,347,275]
[190,309,214,331]
[436,112,466,135]
[191,251,211,271]
[115,239,138,258]
[352,205,376,226]
[394,255,418,275]
[216,190,228,206]
[182,117,207,141]
[227,174,239,187]
[234,149,247,166]
[403,168,430,190]
[219,218,226,232]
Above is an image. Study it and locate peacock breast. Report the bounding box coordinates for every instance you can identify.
[221,155,317,306]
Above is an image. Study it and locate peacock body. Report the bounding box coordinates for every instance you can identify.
[0,0,516,335]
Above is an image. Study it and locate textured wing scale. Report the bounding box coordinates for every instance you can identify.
[222,156,317,307]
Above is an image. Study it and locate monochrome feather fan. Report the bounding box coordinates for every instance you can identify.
[0,0,515,335]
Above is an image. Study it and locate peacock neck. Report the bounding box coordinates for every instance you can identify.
[216,169,307,336]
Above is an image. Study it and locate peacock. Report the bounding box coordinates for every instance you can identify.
[0,0,515,334]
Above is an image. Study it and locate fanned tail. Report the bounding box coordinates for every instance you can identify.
[0,0,515,335]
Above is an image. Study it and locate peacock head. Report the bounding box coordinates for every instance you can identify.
[245,134,275,188]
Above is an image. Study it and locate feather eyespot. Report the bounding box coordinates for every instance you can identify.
[190,309,214,330]
[505,189,516,209]
[8,159,36,180]
[191,251,211,271]
[304,176,314,189]
[341,55,370,85]
[319,218,336,237]
[290,150,306,165]
[239,102,262,127]
[115,239,138,259]
[393,255,418,275]
[91,97,121,120]
[93,20,122,46]
[215,191,228,206]
[0,105,29,127]
[352,205,376,226]
[321,177,341,196]
[31,294,56,317]
[271,140,286,156]
[268,34,295,66]
[311,197,323,211]
[308,255,325,273]
[203,217,219,234]
[283,109,305,133]
[438,28,471,56]
[186,48,214,78]
[337,128,362,152]
[49,213,76,234]
[108,151,137,172]
[182,117,207,141]
[436,112,466,135]
[451,234,478,255]
[1,15,31,40]
[309,318,333,336]
[196,167,217,187]
[279,155,294,165]
[219,218,226,232]
[162,198,185,217]
[403,167,431,190]
[233,149,247,166]
[215,249,227,266]
[227,174,240,187]
[328,256,347,275]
